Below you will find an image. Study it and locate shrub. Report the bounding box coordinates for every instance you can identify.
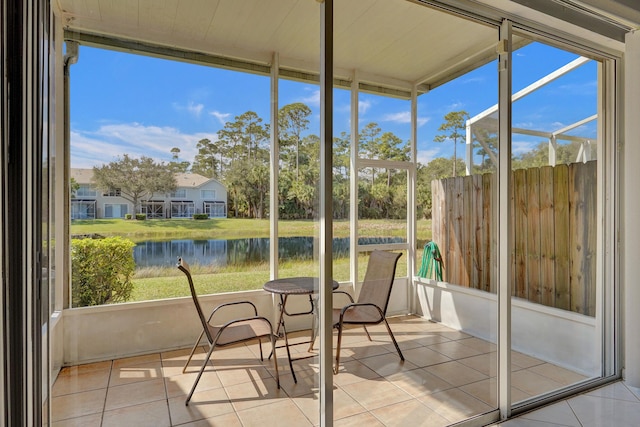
[71,236,136,307]
[124,214,132,220]
[193,213,209,220]
[135,213,146,220]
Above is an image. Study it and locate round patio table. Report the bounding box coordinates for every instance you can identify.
[263,277,339,383]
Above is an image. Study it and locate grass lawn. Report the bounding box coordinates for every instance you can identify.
[71,218,432,242]
[71,218,432,304]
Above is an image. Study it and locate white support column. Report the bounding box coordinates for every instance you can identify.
[319,1,334,425]
[624,29,640,388]
[465,122,473,175]
[269,53,279,281]
[498,19,513,420]
[408,85,418,312]
[350,72,359,288]
[549,135,557,166]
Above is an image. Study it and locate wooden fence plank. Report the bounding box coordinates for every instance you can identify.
[539,166,556,307]
[465,176,476,288]
[482,173,494,292]
[584,161,597,316]
[513,168,528,298]
[569,163,587,314]
[526,167,542,303]
[554,164,571,310]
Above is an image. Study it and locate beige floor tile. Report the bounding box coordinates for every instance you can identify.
[528,363,587,386]
[370,398,450,427]
[52,367,110,396]
[459,337,497,353]
[519,400,581,426]
[225,373,288,411]
[113,353,161,368]
[102,399,171,427]
[340,377,412,411]
[457,352,497,377]
[109,360,164,387]
[292,388,367,425]
[358,352,418,377]
[585,381,640,402]
[568,393,640,427]
[428,341,485,359]
[511,351,545,369]
[164,370,224,399]
[104,377,166,411]
[178,412,243,426]
[412,333,453,346]
[167,387,234,425]
[332,359,380,387]
[427,360,488,387]
[51,388,106,422]
[401,346,451,368]
[339,338,393,361]
[51,413,102,427]
[215,364,274,388]
[386,367,455,397]
[511,369,564,397]
[333,411,385,427]
[57,361,111,377]
[459,378,498,406]
[235,398,313,427]
[419,387,493,423]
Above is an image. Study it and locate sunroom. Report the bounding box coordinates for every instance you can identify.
[22,0,640,426]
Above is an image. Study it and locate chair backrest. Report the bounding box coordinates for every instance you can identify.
[357,250,402,315]
[178,257,214,343]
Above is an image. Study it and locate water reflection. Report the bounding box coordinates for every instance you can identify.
[133,236,404,267]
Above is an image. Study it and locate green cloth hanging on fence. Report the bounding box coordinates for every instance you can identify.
[418,241,443,281]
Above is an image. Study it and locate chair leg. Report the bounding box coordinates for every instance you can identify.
[383,318,404,361]
[185,342,216,405]
[258,337,264,361]
[334,324,343,375]
[271,334,280,389]
[363,325,372,341]
[183,329,206,373]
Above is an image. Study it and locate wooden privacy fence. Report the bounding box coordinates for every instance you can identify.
[431,161,596,316]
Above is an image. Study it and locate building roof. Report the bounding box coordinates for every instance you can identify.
[70,168,217,189]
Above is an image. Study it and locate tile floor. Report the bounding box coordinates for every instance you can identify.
[50,316,639,426]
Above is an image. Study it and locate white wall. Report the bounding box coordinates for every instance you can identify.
[624,29,640,387]
[415,278,599,376]
[60,277,410,366]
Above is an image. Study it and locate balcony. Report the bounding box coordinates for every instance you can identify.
[51,315,597,426]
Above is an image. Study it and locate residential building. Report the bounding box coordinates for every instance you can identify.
[70,168,227,219]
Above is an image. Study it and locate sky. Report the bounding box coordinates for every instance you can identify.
[70,41,598,170]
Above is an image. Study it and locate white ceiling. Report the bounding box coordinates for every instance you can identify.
[55,0,633,96]
[56,0,510,96]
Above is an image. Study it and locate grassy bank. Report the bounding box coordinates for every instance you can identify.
[71,218,431,303]
[71,218,432,242]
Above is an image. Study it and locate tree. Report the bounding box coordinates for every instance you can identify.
[278,103,312,180]
[70,177,80,199]
[191,138,221,178]
[92,154,177,213]
[168,147,190,173]
[434,110,470,177]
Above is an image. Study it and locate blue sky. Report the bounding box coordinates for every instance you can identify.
[70,42,598,169]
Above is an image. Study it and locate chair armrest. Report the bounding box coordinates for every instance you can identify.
[339,302,384,319]
[208,300,259,321]
[332,290,355,304]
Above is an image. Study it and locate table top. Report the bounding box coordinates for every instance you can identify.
[263,276,339,295]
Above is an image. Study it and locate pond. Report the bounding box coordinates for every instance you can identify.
[133,236,405,268]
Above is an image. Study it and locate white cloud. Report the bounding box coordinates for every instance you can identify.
[187,102,204,117]
[359,99,372,114]
[70,123,217,168]
[512,140,536,156]
[210,110,231,126]
[381,111,429,127]
[300,89,320,107]
[417,148,440,165]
